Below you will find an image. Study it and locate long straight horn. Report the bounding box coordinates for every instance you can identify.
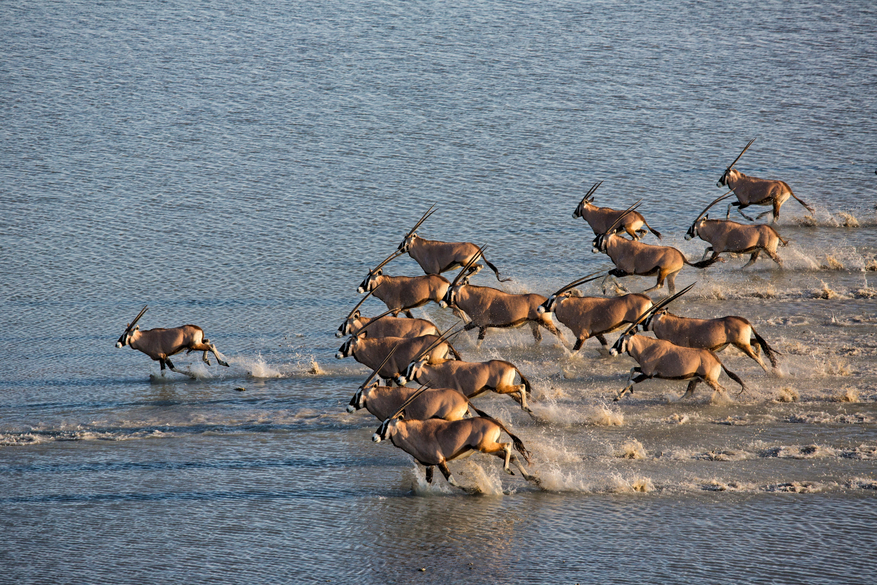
[359,343,400,390]
[387,383,431,421]
[371,248,404,273]
[411,321,465,363]
[127,305,148,331]
[404,204,438,238]
[345,284,381,319]
[449,245,485,288]
[351,306,397,337]
[603,199,643,235]
[621,282,697,337]
[727,138,756,170]
[550,271,606,297]
[581,180,603,203]
[693,191,735,224]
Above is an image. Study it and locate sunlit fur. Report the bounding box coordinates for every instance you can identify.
[357,269,450,317]
[336,311,439,339]
[718,168,813,223]
[399,233,508,282]
[611,331,746,401]
[574,199,661,241]
[686,217,787,268]
[348,384,470,422]
[116,325,229,372]
[335,334,458,381]
[642,310,780,372]
[538,291,653,352]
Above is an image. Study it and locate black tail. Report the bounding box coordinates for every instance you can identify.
[470,405,531,464]
[516,368,533,396]
[721,365,747,395]
[786,183,815,214]
[752,329,781,369]
[484,258,512,282]
[642,219,662,240]
[687,256,721,269]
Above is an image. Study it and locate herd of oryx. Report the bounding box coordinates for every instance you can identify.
[116,140,811,494]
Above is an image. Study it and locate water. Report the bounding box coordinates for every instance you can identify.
[2,0,876,582]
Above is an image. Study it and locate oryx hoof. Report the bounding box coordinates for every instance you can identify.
[505,468,516,476]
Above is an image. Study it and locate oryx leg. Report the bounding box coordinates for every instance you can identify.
[704,377,729,396]
[530,322,542,342]
[496,382,531,413]
[734,342,771,373]
[765,249,783,267]
[425,465,435,483]
[602,271,630,295]
[742,250,761,269]
[700,247,715,262]
[681,378,701,399]
[615,367,648,401]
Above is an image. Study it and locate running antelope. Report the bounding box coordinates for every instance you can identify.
[537,272,654,353]
[399,355,534,413]
[685,191,788,267]
[397,205,509,281]
[641,309,780,373]
[610,285,747,401]
[592,202,717,295]
[439,251,564,344]
[357,250,452,318]
[373,388,539,492]
[115,306,230,373]
[573,181,662,240]
[348,347,471,421]
[335,333,460,382]
[336,291,439,338]
[717,139,814,222]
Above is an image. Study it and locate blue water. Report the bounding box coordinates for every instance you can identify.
[2,1,876,583]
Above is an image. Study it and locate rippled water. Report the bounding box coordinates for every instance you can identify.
[2,1,876,583]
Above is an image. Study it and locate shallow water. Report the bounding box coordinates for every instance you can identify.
[2,1,876,583]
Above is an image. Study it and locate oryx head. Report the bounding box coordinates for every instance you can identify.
[538,272,604,314]
[115,305,148,348]
[592,199,642,253]
[685,191,734,241]
[335,335,360,359]
[573,181,602,219]
[397,204,437,253]
[337,287,380,337]
[357,250,402,294]
[348,344,400,412]
[440,245,484,308]
[398,357,427,386]
[717,139,755,188]
[372,385,429,442]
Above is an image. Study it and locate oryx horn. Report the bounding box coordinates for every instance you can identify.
[126,305,149,332]
[410,321,466,363]
[351,306,398,337]
[403,204,438,238]
[344,283,382,320]
[620,282,698,337]
[693,191,735,224]
[726,138,756,170]
[602,199,643,236]
[580,180,603,204]
[370,248,404,273]
[387,383,431,421]
[549,271,607,298]
[359,343,401,390]
[449,245,486,288]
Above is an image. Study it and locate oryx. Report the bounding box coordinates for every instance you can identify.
[610,284,748,401]
[399,355,534,413]
[573,181,662,240]
[639,289,781,373]
[717,139,814,223]
[335,331,460,382]
[592,201,717,295]
[537,272,654,353]
[397,205,509,281]
[336,290,440,338]
[357,249,452,318]
[115,306,230,373]
[685,191,788,268]
[372,388,540,492]
[347,352,471,421]
[439,250,564,344]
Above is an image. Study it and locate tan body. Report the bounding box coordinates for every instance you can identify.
[348,385,470,422]
[720,169,813,223]
[539,292,653,352]
[373,414,537,490]
[358,271,450,318]
[687,218,787,268]
[442,282,563,343]
[336,312,439,339]
[643,311,780,372]
[612,333,746,401]
[594,235,715,295]
[574,200,660,240]
[400,235,507,281]
[116,325,229,372]
[335,334,458,380]
[400,358,533,412]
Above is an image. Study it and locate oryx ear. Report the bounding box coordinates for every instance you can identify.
[705,214,709,220]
